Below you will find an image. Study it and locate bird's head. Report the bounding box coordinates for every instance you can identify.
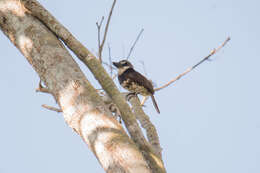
[113,60,134,74]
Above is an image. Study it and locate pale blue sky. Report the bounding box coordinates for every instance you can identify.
[0,0,259,172]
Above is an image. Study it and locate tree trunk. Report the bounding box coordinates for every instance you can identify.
[0,0,165,172]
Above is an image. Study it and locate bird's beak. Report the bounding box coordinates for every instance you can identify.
[113,62,120,68]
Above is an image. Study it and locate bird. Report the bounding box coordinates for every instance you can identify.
[113,60,160,114]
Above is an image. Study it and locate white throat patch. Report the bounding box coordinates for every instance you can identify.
[118,66,132,75]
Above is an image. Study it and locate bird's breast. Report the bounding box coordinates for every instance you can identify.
[120,78,151,96]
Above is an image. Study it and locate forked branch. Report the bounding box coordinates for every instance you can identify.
[97,0,117,62]
[20,1,165,171]
[155,37,231,91]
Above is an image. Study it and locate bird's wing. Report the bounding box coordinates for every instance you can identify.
[123,68,154,94]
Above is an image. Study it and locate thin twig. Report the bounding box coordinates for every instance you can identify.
[42,104,62,113]
[140,96,148,107]
[127,28,144,59]
[102,61,117,70]
[36,81,61,112]
[96,16,104,62]
[155,37,231,91]
[139,60,148,76]
[98,0,117,62]
[112,74,117,80]
[36,80,51,94]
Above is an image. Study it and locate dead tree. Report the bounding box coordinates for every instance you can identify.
[0,0,230,172]
[0,0,165,172]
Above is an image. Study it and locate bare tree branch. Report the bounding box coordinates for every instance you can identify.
[155,37,231,91]
[128,96,162,159]
[97,0,117,62]
[0,1,155,172]
[19,0,165,172]
[127,28,144,59]
[42,104,62,112]
[140,96,148,107]
[36,80,51,94]
[96,16,104,62]
[102,61,117,70]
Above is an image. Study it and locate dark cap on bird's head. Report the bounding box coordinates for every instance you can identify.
[113,60,134,69]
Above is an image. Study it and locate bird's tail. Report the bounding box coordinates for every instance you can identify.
[151,95,160,114]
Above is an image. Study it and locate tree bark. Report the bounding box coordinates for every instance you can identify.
[0,0,166,172]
